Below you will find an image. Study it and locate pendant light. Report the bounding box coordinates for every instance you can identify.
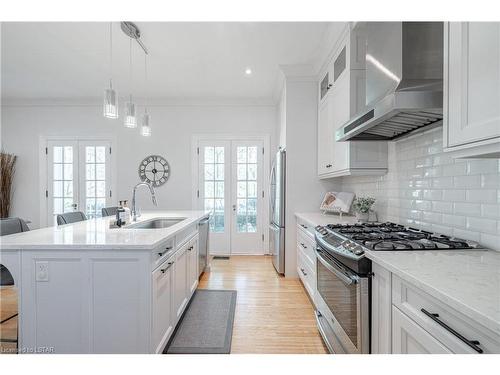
[141,53,152,137]
[103,22,118,119]
[124,38,137,128]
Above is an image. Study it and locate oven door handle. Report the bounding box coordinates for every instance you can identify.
[316,247,359,285]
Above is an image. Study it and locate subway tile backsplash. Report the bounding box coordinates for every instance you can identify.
[341,127,500,251]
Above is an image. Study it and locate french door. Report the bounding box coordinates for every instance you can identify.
[197,139,265,255]
[46,140,112,226]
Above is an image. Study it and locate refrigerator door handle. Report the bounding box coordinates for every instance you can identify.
[269,163,276,221]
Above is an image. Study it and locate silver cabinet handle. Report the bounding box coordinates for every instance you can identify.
[316,247,359,285]
[160,262,174,273]
[158,246,173,257]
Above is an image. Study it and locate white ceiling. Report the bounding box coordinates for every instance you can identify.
[1,22,335,102]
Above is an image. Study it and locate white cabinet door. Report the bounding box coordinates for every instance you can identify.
[392,307,452,354]
[173,243,189,321]
[371,263,392,354]
[445,22,500,151]
[317,97,334,175]
[152,260,174,353]
[187,235,199,295]
[330,73,350,173]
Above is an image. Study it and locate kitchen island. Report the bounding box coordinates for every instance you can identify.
[0,211,209,354]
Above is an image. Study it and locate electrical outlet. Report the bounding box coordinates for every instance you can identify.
[35,261,49,282]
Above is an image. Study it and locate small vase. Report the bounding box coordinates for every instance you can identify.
[356,212,369,223]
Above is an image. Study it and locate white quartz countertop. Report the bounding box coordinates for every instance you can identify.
[295,212,358,227]
[0,211,209,250]
[365,249,500,335]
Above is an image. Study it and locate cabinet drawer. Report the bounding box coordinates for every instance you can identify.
[297,249,316,302]
[392,275,500,354]
[392,306,452,354]
[296,228,316,269]
[152,238,175,270]
[296,219,316,238]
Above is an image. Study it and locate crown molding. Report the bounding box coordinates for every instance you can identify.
[1,96,277,107]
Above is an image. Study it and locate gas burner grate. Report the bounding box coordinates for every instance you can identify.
[326,221,480,251]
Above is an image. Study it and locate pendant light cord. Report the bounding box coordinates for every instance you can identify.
[144,53,148,112]
[129,37,133,102]
[109,22,113,87]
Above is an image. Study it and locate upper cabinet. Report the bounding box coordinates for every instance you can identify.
[444,22,500,158]
[317,24,388,179]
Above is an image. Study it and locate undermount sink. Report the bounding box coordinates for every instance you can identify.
[127,218,186,229]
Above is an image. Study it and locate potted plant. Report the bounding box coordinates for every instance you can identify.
[0,151,17,218]
[352,196,375,223]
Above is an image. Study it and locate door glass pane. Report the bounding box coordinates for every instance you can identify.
[203,146,225,233]
[84,146,106,219]
[51,145,74,225]
[236,145,258,233]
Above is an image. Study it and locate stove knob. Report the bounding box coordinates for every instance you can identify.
[353,246,365,256]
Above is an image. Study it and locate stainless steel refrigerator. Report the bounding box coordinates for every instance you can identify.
[269,149,285,274]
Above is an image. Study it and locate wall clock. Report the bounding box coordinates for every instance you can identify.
[138,155,170,187]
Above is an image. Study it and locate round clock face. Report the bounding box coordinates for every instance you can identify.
[138,155,170,187]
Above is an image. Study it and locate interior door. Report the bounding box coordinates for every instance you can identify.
[230,141,264,254]
[47,141,79,226]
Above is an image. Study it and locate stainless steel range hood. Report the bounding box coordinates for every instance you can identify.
[336,22,444,141]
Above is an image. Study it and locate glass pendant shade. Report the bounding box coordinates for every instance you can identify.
[103,85,118,119]
[124,100,137,128]
[141,112,151,136]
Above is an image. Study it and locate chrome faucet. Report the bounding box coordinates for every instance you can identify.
[131,182,158,221]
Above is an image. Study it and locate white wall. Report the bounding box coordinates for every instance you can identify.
[281,80,341,277]
[341,127,500,251]
[1,102,277,229]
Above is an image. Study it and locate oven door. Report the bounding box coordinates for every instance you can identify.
[315,246,370,354]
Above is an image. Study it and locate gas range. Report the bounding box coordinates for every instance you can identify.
[314,222,482,275]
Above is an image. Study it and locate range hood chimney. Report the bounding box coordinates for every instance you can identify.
[336,22,444,141]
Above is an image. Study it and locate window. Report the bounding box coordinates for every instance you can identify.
[51,146,75,225]
[47,140,112,226]
[203,146,225,233]
[236,146,257,233]
[84,146,107,219]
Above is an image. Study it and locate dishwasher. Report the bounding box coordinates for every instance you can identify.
[198,217,210,277]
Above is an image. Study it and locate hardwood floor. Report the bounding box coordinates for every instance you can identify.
[198,255,327,354]
[0,286,18,354]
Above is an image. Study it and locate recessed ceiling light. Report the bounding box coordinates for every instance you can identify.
[245,68,252,75]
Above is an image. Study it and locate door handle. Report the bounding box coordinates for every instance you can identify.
[232,204,236,212]
[71,203,78,210]
[160,262,174,274]
[158,246,173,257]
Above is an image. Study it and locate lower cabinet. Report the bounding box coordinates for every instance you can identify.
[296,222,317,303]
[392,306,452,354]
[172,241,189,322]
[372,262,500,354]
[187,234,199,295]
[371,262,392,354]
[152,259,174,353]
